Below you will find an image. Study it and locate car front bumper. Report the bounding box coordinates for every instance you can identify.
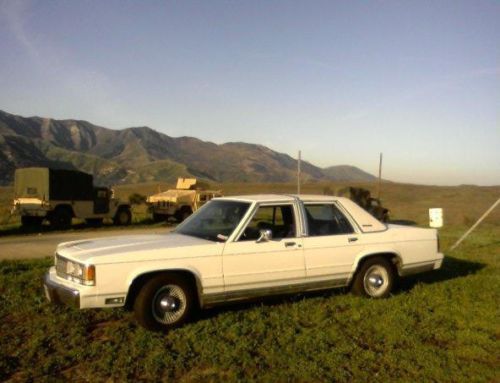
[44,271,80,307]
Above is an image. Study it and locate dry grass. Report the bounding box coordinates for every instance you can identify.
[1,181,499,232]
[113,180,500,226]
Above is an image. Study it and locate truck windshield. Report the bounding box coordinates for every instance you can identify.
[175,200,251,242]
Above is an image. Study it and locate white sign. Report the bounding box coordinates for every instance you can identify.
[429,208,443,228]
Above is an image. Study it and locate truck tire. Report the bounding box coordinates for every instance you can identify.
[49,207,72,230]
[175,207,192,222]
[21,216,43,228]
[114,207,131,226]
[351,256,395,298]
[133,274,195,331]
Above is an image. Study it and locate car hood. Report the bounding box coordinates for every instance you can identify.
[56,233,218,264]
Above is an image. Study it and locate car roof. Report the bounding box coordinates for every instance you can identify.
[215,194,387,232]
[217,194,349,204]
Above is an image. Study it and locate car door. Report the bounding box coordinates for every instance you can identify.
[222,203,305,295]
[302,203,361,285]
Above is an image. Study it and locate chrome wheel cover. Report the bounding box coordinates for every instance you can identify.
[152,285,187,324]
[363,265,389,297]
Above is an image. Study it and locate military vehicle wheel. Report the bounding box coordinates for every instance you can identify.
[175,207,192,222]
[134,274,195,331]
[114,207,132,226]
[21,216,43,228]
[49,207,72,230]
[85,218,103,227]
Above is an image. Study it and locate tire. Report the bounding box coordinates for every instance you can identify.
[49,207,72,230]
[133,274,195,331]
[351,256,395,298]
[114,207,131,226]
[175,207,192,222]
[21,216,43,228]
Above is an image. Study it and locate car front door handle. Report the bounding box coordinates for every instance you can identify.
[348,237,358,243]
[284,241,298,248]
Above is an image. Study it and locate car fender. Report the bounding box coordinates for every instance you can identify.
[349,247,403,281]
[125,263,204,304]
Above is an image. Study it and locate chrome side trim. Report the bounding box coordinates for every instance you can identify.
[202,277,348,307]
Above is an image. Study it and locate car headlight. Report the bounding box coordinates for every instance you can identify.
[56,254,95,286]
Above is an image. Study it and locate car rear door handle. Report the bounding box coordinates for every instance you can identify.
[348,237,358,243]
[285,241,299,248]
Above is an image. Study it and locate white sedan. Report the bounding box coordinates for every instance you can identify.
[44,194,443,330]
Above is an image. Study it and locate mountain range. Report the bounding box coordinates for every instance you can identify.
[0,109,377,186]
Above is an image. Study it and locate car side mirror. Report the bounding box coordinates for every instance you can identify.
[257,229,273,243]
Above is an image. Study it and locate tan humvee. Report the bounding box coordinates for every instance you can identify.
[12,168,132,229]
[147,178,222,222]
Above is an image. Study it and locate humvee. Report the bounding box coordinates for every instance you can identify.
[12,168,132,229]
[147,178,222,222]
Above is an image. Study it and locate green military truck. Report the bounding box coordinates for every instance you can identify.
[12,167,132,229]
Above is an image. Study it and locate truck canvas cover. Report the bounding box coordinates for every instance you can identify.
[14,168,94,201]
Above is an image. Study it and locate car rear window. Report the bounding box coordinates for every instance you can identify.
[304,204,354,236]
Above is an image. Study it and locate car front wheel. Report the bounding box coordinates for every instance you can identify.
[133,274,195,331]
[351,256,395,298]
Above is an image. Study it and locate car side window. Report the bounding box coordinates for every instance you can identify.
[240,204,296,241]
[305,204,354,236]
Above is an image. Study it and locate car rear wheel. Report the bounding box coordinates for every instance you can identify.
[351,256,395,298]
[133,274,195,331]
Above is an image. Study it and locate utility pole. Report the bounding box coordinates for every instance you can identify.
[377,152,383,199]
[297,150,301,195]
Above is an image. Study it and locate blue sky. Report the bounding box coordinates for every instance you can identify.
[0,0,498,185]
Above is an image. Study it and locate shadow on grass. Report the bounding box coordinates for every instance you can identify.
[198,255,485,322]
[397,255,485,293]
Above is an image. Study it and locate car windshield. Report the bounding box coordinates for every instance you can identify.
[175,200,251,242]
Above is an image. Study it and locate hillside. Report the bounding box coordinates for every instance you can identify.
[0,110,376,185]
[322,165,377,182]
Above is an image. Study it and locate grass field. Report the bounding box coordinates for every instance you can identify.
[0,225,498,382]
[0,180,499,381]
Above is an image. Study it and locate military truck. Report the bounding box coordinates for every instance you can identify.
[337,186,390,222]
[147,178,222,222]
[12,168,132,229]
